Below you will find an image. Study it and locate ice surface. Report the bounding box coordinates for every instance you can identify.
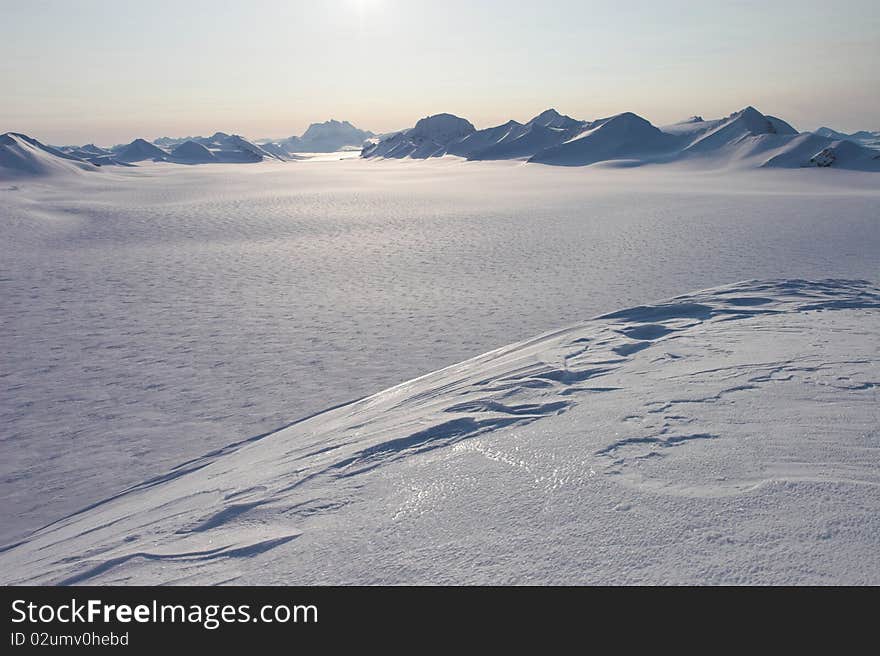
[1,277,877,585]
[170,140,217,163]
[0,158,878,583]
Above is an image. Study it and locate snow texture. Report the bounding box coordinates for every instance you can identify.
[0,158,878,584]
[1,278,877,585]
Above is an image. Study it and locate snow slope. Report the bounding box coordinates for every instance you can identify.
[0,133,98,177]
[2,160,879,549]
[681,106,797,152]
[762,134,880,169]
[1,278,877,585]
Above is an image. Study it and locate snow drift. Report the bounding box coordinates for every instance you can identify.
[1,279,877,585]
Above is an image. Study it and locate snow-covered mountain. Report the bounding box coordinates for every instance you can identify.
[462,109,587,161]
[364,106,880,171]
[528,107,583,130]
[164,132,284,163]
[1,278,877,584]
[0,132,99,177]
[170,140,217,163]
[814,126,880,151]
[277,119,374,153]
[531,112,677,166]
[113,138,169,163]
[6,106,879,176]
[57,143,131,167]
[1,131,286,175]
[256,140,299,161]
[361,114,476,159]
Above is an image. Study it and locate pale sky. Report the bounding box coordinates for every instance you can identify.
[2,0,878,145]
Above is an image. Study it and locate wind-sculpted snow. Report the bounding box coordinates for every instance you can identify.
[2,160,879,549]
[2,279,877,585]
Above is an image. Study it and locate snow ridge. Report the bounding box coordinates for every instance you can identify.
[1,279,877,585]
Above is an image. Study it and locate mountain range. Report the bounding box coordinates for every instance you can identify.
[362,107,880,171]
[814,126,880,150]
[3,109,879,178]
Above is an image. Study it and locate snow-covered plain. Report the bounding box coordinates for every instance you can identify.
[1,158,878,584]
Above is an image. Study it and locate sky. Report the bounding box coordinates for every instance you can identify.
[2,0,878,145]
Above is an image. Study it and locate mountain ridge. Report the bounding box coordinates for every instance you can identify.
[362,106,880,171]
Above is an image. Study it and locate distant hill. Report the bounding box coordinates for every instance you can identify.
[114,138,169,163]
[156,133,284,163]
[361,114,476,159]
[1,133,99,177]
[261,120,374,155]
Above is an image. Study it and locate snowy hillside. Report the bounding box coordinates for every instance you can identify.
[363,106,880,171]
[0,132,99,177]
[1,279,877,585]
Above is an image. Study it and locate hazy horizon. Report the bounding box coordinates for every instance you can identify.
[2,0,878,145]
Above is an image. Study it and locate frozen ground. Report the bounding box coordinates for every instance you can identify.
[1,277,877,584]
[1,159,878,573]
